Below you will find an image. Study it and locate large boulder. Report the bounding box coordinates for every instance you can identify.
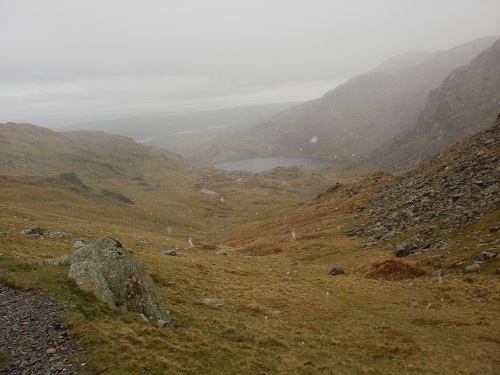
[66,236,170,325]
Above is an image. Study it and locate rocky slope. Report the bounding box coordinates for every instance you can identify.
[347,117,499,260]
[367,38,500,173]
[188,36,498,165]
[0,284,84,374]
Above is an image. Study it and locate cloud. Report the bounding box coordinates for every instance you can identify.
[1,0,499,126]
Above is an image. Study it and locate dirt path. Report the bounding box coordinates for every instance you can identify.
[0,283,84,374]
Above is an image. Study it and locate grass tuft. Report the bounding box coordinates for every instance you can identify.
[0,350,11,368]
[245,302,267,315]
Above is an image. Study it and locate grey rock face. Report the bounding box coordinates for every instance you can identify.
[66,236,171,325]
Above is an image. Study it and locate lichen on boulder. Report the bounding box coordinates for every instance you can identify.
[65,236,170,325]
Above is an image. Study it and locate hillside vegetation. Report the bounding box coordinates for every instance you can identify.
[0,119,498,374]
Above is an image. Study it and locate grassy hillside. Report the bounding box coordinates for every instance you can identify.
[0,123,498,374]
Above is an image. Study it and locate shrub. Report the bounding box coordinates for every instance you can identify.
[368,258,426,280]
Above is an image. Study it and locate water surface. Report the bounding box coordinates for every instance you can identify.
[214,156,342,173]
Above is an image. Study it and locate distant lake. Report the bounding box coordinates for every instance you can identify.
[214,157,342,173]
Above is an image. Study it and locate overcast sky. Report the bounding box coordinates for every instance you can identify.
[1,0,499,128]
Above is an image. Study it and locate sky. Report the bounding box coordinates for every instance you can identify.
[1,0,499,128]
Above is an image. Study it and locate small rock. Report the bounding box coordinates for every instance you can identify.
[216,251,227,256]
[20,226,44,236]
[453,260,466,268]
[139,313,150,323]
[431,269,443,277]
[46,348,57,354]
[329,266,345,276]
[45,230,72,238]
[409,299,419,308]
[157,319,171,328]
[478,251,495,261]
[431,269,443,283]
[163,250,177,256]
[73,240,86,248]
[419,212,434,222]
[464,263,481,273]
[432,254,445,259]
[395,242,410,257]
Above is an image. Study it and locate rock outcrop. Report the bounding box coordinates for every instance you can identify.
[347,118,499,257]
[20,226,72,238]
[47,237,170,325]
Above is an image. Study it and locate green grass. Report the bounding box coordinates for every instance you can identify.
[0,141,498,373]
[4,221,497,375]
[0,350,11,368]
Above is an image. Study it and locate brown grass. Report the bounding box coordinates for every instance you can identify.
[0,167,499,374]
[368,258,427,280]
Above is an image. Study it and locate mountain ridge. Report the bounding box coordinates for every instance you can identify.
[187,36,498,165]
[366,37,500,172]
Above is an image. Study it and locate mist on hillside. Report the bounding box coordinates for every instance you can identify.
[1,3,500,374]
[1,1,499,126]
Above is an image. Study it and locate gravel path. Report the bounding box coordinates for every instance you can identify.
[0,283,85,374]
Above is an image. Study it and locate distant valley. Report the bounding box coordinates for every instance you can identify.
[57,36,499,177]
[186,36,499,170]
[59,102,299,160]
[0,35,499,374]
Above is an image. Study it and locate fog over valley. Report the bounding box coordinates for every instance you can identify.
[1,2,500,374]
[1,0,499,129]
